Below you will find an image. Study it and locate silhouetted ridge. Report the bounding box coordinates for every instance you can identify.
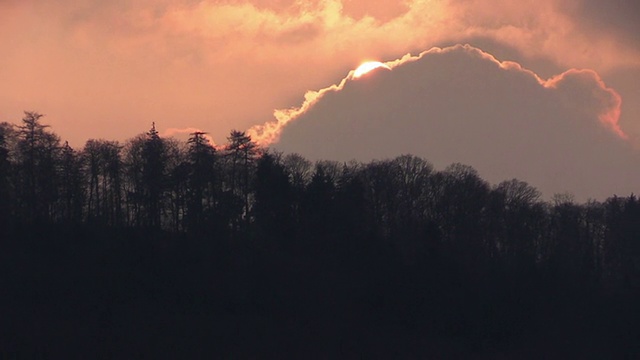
[1,112,639,357]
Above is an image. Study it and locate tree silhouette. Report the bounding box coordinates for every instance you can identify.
[490,179,544,271]
[253,151,293,245]
[122,134,145,227]
[549,199,594,286]
[185,131,218,233]
[282,153,312,226]
[141,123,167,228]
[224,130,258,234]
[435,163,490,264]
[390,155,435,264]
[0,122,12,229]
[83,139,123,225]
[301,161,339,243]
[603,195,640,292]
[58,141,84,224]
[15,112,60,223]
[360,159,398,239]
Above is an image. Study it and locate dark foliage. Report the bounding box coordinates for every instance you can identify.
[1,112,640,358]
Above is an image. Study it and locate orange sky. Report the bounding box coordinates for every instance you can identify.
[1,0,639,147]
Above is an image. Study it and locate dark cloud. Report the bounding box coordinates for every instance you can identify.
[273,45,638,200]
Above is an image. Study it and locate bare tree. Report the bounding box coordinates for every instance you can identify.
[58,141,85,223]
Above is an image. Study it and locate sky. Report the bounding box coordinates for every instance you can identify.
[1,0,639,198]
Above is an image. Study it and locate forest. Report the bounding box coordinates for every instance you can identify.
[1,111,640,357]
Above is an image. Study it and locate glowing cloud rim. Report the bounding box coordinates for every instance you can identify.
[247,58,398,146]
[353,61,392,78]
[247,44,626,147]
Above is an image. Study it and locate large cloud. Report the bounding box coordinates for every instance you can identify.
[269,45,638,200]
[0,0,638,146]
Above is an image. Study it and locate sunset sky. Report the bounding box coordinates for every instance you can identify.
[1,0,640,197]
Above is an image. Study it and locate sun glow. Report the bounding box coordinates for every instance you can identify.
[353,61,391,78]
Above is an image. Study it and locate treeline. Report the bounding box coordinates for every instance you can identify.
[2,111,640,356]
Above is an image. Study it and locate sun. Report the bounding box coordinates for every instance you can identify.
[353,61,391,78]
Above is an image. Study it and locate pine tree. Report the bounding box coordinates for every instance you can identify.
[15,112,60,223]
[225,130,258,232]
